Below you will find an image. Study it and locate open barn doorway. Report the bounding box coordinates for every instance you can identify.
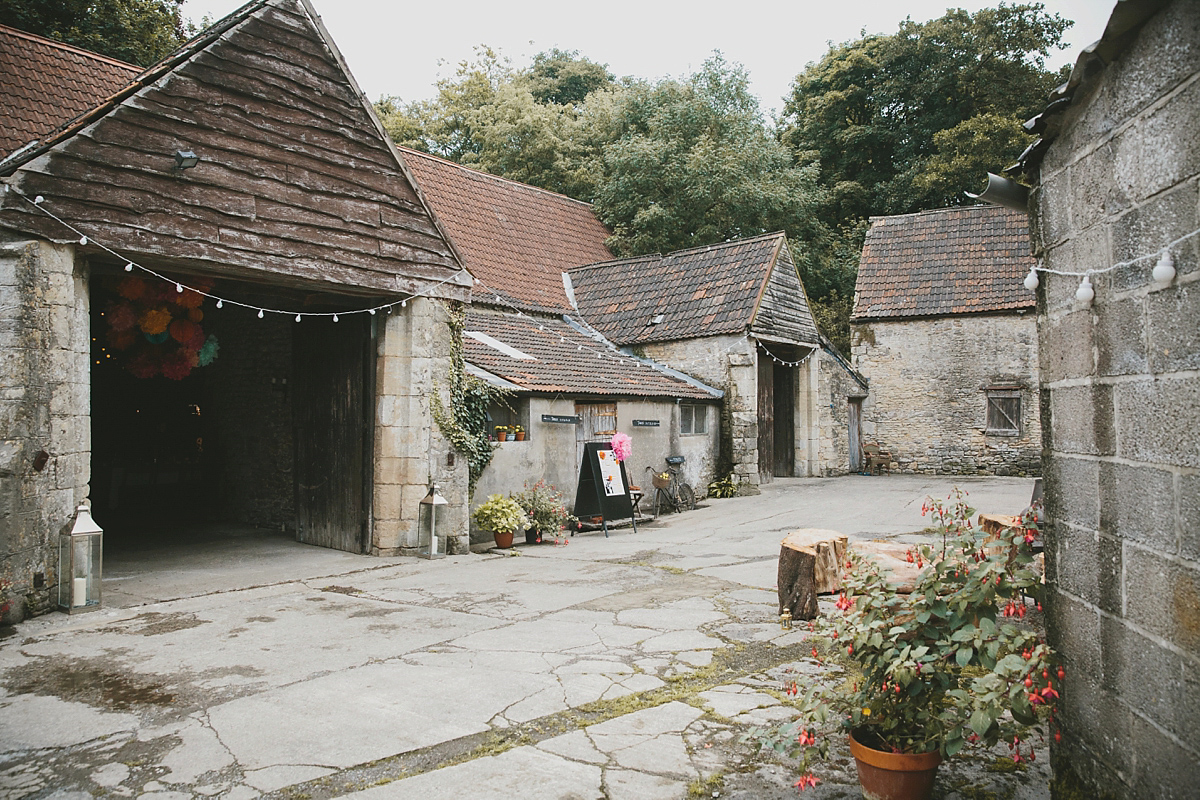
[89,267,375,570]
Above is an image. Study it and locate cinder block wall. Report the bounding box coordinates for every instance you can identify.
[852,314,1041,475]
[1030,2,1200,796]
[0,239,89,621]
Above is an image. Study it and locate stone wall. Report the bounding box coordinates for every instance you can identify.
[473,396,718,546]
[0,239,89,622]
[810,349,867,476]
[373,298,468,556]
[638,335,761,490]
[1030,2,1200,796]
[851,314,1040,475]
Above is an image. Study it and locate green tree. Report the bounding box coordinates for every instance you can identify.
[526,48,614,107]
[591,54,825,257]
[782,3,1070,222]
[0,0,192,66]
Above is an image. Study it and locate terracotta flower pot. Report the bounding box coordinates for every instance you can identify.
[493,530,514,549]
[848,730,942,800]
[516,431,526,441]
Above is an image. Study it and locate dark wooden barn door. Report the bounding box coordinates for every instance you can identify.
[293,315,372,553]
[773,362,794,477]
[757,353,774,482]
[576,402,618,477]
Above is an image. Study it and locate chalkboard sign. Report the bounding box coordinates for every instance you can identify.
[632,419,660,427]
[573,442,636,538]
[542,414,580,425]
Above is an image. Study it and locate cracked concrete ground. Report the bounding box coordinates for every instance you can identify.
[0,475,1050,800]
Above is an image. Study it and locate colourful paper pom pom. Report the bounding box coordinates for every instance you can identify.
[139,308,172,335]
[106,328,138,351]
[107,302,138,332]
[168,318,199,344]
[176,288,205,309]
[610,432,632,462]
[145,331,170,344]
[187,307,204,323]
[161,349,194,380]
[197,335,220,367]
[127,350,160,379]
[117,275,148,300]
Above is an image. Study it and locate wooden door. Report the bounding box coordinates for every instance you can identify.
[757,352,773,482]
[773,362,794,477]
[576,402,617,475]
[849,398,863,472]
[293,315,372,553]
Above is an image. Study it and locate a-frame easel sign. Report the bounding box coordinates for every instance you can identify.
[573,442,637,538]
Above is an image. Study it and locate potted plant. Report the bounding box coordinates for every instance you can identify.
[749,489,1060,799]
[512,481,578,545]
[513,425,526,442]
[471,494,528,549]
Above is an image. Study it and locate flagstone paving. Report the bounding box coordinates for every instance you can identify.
[0,476,1051,799]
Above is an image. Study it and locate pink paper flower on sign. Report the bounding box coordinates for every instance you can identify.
[610,432,632,462]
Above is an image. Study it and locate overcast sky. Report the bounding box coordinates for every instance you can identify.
[182,0,1114,116]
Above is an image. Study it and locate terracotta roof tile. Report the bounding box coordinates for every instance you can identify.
[568,233,788,346]
[0,24,139,158]
[852,205,1036,321]
[400,148,613,313]
[464,310,718,399]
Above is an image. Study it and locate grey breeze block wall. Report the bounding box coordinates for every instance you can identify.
[0,239,89,622]
[851,313,1040,475]
[1031,2,1200,797]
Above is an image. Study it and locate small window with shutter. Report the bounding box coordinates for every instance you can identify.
[986,389,1021,436]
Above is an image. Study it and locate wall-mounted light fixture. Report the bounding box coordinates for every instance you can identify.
[174,150,200,170]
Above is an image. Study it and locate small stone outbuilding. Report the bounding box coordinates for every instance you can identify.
[850,205,1040,475]
[1017,0,1200,795]
[570,233,857,487]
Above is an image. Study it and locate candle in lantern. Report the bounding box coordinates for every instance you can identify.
[72,577,87,607]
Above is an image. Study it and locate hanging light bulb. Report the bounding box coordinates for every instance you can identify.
[1023,268,1040,291]
[79,236,88,245]
[1075,274,1095,304]
[401,299,407,307]
[369,308,376,315]
[1152,250,1176,284]
[295,314,302,322]
[257,309,264,319]
[176,283,183,293]
[333,314,339,323]
[216,300,223,309]
[124,263,134,272]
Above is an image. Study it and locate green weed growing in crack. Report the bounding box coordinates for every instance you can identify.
[687,772,725,798]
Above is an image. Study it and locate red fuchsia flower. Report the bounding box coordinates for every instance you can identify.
[906,550,914,563]
[812,647,819,659]
[1041,686,1059,701]
[794,773,819,791]
[846,644,853,655]
[796,729,816,746]
[1037,602,1043,612]
[1055,730,1062,743]
[1057,666,1065,681]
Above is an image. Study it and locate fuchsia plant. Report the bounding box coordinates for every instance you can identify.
[747,488,1060,790]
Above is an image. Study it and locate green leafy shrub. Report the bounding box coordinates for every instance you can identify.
[748,489,1059,788]
[471,494,528,535]
[511,481,578,542]
[705,473,739,498]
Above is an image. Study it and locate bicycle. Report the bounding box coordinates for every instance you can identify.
[646,456,695,517]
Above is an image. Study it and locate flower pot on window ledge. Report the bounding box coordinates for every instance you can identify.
[515,431,526,441]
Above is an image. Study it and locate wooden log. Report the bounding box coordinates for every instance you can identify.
[778,529,848,620]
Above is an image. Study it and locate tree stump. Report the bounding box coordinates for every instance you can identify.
[778,529,848,620]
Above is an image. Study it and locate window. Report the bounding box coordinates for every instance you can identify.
[986,389,1021,435]
[487,398,529,441]
[681,404,707,435]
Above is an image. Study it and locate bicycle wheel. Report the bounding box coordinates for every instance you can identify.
[678,482,696,510]
[655,488,672,516]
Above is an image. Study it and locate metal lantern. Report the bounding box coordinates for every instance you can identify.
[58,504,103,614]
[418,484,448,560]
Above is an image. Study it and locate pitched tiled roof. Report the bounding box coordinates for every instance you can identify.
[0,24,139,158]
[569,232,793,346]
[464,310,719,399]
[399,148,613,313]
[851,205,1036,321]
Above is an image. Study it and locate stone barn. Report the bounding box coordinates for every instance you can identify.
[850,205,1041,475]
[0,0,475,619]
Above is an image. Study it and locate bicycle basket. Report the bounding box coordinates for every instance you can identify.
[651,472,671,490]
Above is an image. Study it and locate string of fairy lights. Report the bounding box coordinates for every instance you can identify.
[13,189,464,318]
[1022,225,1197,303]
[15,188,837,373]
